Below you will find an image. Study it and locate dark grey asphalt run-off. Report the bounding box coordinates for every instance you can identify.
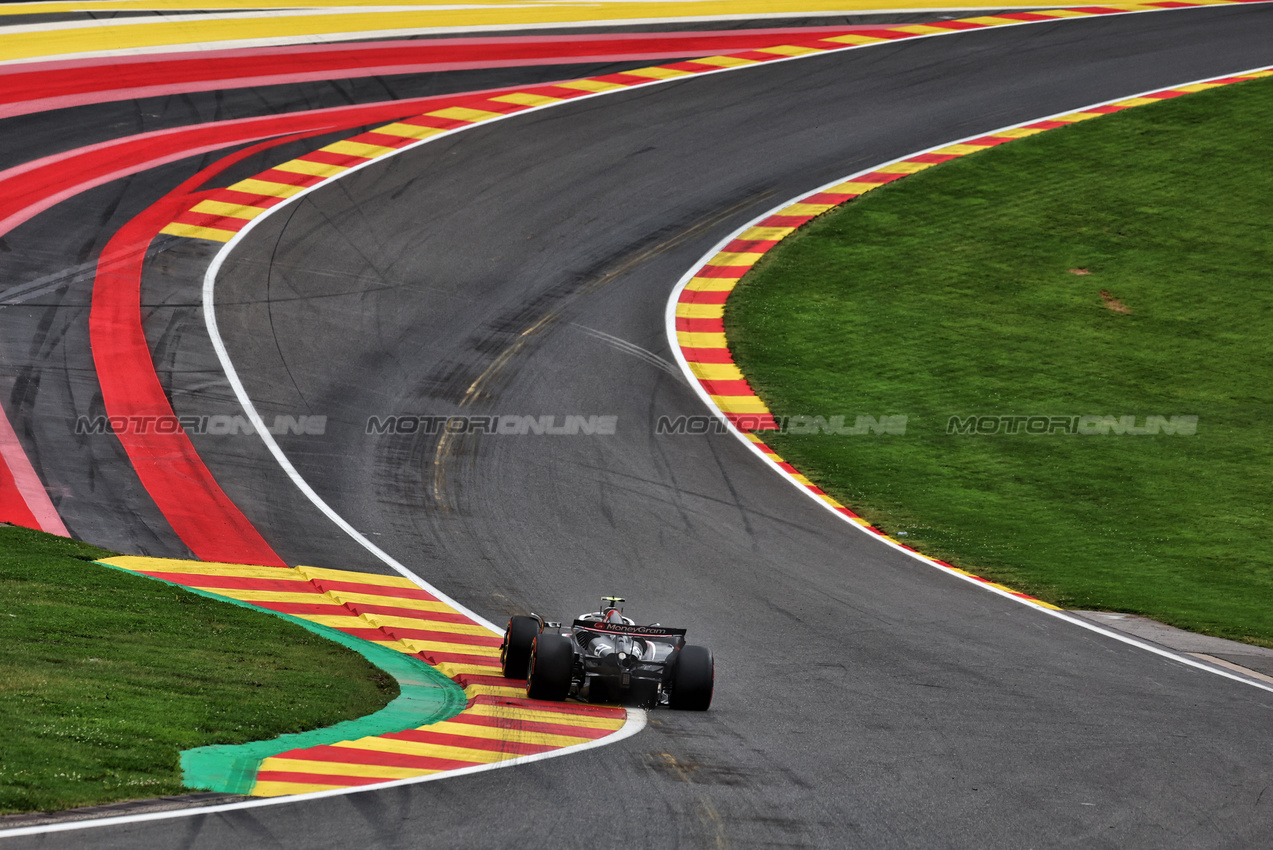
[12,6,1273,849]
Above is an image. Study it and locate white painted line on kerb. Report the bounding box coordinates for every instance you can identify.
[0,708,646,839]
[663,64,1273,699]
[203,221,502,631]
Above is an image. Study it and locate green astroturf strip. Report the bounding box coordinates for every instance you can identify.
[727,76,1273,647]
[0,526,437,814]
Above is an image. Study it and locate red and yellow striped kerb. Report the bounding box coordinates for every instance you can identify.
[673,66,1273,612]
[103,556,626,796]
[157,2,1252,242]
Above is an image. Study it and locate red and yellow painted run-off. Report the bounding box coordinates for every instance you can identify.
[672,66,1273,613]
[102,556,627,796]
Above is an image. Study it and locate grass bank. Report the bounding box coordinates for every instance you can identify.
[0,526,397,814]
[727,76,1273,646]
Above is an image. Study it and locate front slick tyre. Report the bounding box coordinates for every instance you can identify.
[526,633,573,701]
[668,645,714,711]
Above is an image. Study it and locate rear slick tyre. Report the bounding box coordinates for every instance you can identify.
[668,645,714,711]
[526,633,573,701]
[501,615,539,679]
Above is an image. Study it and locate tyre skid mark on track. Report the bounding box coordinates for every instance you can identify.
[666,65,1273,690]
[101,555,629,797]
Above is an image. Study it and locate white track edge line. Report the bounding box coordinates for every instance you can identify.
[663,63,1273,698]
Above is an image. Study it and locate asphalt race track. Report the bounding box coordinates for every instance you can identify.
[6,5,1273,848]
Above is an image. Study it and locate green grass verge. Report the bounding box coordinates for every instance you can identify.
[727,75,1273,647]
[0,525,398,814]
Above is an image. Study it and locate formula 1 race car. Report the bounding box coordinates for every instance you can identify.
[499,597,713,710]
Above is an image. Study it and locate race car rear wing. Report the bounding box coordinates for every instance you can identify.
[572,620,687,638]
